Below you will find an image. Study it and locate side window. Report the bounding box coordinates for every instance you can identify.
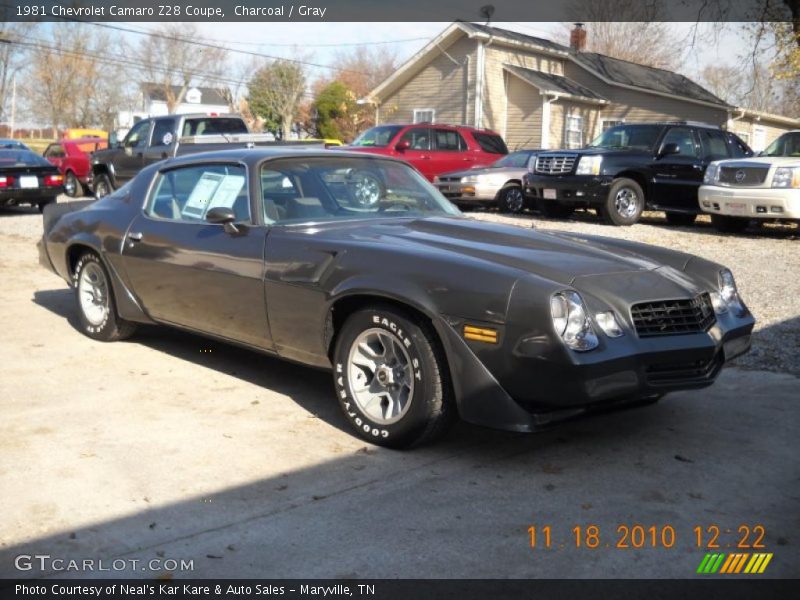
[124,120,151,149]
[472,132,509,154]
[727,133,752,158]
[146,164,250,223]
[660,127,698,158]
[399,127,431,151]
[44,145,65,159]
[151,120,175,147]
[699,129,731,161]
[433,129,466,151]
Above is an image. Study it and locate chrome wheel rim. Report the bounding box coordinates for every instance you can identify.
[95,180,108,198]
[347,328,414,425]
[64,174,77,196]
[78,262,109,326]
[350,173,381,207]
[614,187,639,218]
[505,188,524,212]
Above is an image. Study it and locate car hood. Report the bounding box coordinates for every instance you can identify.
[437,166,526,179]
[717,156,800,167]
[306,216,671,284]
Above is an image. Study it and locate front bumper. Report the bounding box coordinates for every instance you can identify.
[523,173,609,205]
[440,304,754,433]
[434,180,501,203]
[699,185,800,220]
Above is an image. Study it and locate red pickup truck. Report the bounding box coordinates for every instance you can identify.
[344,123,508,181]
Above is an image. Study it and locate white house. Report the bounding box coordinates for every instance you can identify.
[117,83,231,131]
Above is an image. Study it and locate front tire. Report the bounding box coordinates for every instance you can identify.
[710,214,749,233]
[93,173,113,199]
[73,252,137,341]
[332,306,454,448]
[600,178,644,226]
[498,185,525,213]
[64,171,83,197]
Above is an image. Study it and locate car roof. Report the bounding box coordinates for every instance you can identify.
[158,147,412,170]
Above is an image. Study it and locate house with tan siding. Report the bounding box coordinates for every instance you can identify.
[363,22,799,152]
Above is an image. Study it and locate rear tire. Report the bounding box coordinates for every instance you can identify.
[710,214,749,233]
[600,178,644,226]
[665,212,697,226]
[332,305,455,448]
[498,185,525,213]
[537,200,575,219]
[73,252,137,342]
[93,173,113,199]
[64,171,83,198]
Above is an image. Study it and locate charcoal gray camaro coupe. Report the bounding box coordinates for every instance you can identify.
[38,149,754,448]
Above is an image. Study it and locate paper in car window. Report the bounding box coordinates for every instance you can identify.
[181,172,246,219]
[207,174,246,210]
[182,172,224,219]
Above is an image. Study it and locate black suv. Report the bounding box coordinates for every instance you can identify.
[523,122,753,226]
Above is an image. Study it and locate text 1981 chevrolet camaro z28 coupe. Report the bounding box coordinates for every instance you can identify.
[38,149,754,448]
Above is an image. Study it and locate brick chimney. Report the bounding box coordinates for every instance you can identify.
[570,23,587,52]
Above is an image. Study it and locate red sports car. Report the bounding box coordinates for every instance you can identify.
[44,137,108,197]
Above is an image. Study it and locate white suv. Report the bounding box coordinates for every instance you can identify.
[699,130,800,232]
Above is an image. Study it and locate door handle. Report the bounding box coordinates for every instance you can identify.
[128,231,143,241]
[420,155,431,160]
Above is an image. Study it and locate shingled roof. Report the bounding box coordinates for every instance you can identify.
[503,65,607,103]
[461,22,728,107]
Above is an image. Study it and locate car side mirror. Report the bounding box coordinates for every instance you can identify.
[659,143,680,158]
[395,140,410,152]
[206,206,240,234]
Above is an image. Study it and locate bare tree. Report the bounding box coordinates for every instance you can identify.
[0,23,36,124]
[140,23,228,114]
[563,0,685,69]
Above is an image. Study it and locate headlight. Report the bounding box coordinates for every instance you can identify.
[715,268,747,317]
[550,291,599,351]
[461,175,480,184]
[704,163,720,185]
[527,154,538,173]
[575,156,602,176]
[772,167,800,188]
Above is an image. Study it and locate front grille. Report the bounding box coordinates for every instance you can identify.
[437,176,461,183]
[631,293,715,337]
[718,166,769,186]
[645,352,723,385]
[535,154,577,175]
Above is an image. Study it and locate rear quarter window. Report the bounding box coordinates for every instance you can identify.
[472,132,508,154]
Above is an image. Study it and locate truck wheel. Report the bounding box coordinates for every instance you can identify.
[332,305,455,449]
[73,252,137,342]
[64,171,83,197]
[600,178,644,226]
[711,214,749,234]
[537,200,575,219]
[498,185,525,213]
[665,212,697,226]
[93,173,113,199]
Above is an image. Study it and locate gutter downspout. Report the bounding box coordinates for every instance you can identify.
[727,107,746,131]
[541,92,556,149]
[475,40,485,128]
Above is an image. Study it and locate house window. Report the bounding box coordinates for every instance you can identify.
[566,114,583,149]
[413,109,435,124]
[602,119,624,132]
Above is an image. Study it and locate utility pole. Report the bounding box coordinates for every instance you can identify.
[10,73,16,139]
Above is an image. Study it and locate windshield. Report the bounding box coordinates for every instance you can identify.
[350,126,403,147]
[260,157,461,224]
[492,151,533,168]
[589,125,663,151]
[0,149,51,167]
[763,132,800,157]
